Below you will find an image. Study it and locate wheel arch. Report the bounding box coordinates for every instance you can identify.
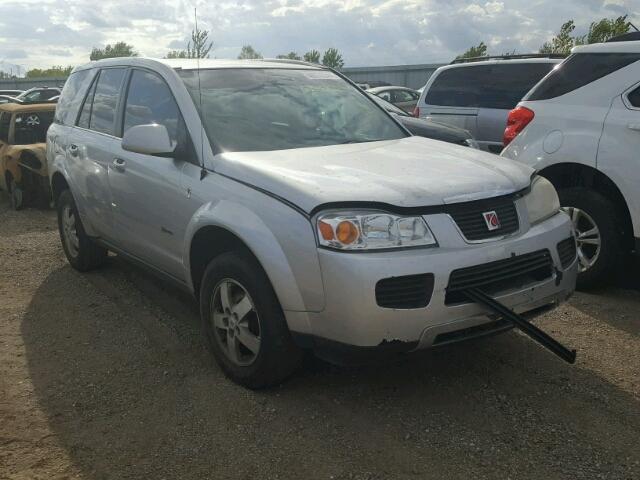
[539,162,634,247]
[50,171,70,205]
[184,200,319,337]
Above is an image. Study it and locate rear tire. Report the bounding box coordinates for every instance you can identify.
[558,187,623,290]
[56,189,107,271]
[199,251,302,389]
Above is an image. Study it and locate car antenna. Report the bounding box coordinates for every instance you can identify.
[195,7,207,180]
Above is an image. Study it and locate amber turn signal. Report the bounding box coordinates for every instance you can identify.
[336,221,359,244]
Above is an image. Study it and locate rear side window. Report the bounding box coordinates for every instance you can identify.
[123,69,181,141]
[77,69,127,134]
[0,113,10,142]
[528,53,640,101]
[55,69,92,125]
[425,63,555,109]
[626,85,640,108]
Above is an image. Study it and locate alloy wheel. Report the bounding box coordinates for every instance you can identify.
[562,206,601,273]
[210,279,261,366]
[61,204,80,258]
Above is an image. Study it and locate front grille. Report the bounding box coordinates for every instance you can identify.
[446,195,519,241]
[375,273,434,309]
[445,249,553,304]
[557,237,577,269]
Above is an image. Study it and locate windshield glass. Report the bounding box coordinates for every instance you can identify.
[13,111,54,144]
[178,68,407,152]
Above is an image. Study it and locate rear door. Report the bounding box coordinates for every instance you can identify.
[68,67,127,238]
[421,66,480,134]
[598,82,640,238]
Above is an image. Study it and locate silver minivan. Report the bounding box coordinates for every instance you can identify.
[416,57,562,153]
[47,58,577,388]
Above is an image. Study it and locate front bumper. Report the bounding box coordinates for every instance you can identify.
[288,210,577,357]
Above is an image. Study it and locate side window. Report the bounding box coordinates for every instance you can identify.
[628,86,640,108]
[55,70,92,125]
[90,68,126,136]
[123,69,181,142]
[0,113,10,142]
[393,90,415,103]
[377,91,392,102]
[77,76,98,129]
[528,53,640,101]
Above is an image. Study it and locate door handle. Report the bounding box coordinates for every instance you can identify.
[112,158,126,172]
[628,123,640,132]
[68,144,79,157]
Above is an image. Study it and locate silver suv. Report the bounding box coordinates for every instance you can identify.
[47,58,577,388]
[416,56,563,153]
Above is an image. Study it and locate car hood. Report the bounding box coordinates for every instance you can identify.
[214,136,533,213]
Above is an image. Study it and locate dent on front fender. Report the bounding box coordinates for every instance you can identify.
[184,197,325,318]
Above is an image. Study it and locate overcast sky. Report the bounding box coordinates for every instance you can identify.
[0,0,638,73]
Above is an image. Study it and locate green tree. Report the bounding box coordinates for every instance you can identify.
[303,49,321,63]
[321,48,344,69]
[455,41,488,60]
[26,65,74,78]
[166,27,213,59]
[539,20,576,55]
[90,42,137,61]
[276,51,301,60]
[577,15,631,44]
[237,45,263,60]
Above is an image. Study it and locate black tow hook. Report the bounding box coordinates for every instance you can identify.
[463,288,576,364]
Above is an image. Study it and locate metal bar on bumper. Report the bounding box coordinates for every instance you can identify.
[463,287,576,364]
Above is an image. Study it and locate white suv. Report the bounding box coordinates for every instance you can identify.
[502,38,640,288]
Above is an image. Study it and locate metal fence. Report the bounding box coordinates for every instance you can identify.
[341,63,445,90]
[0,77,67,91]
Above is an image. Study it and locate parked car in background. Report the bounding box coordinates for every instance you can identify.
[368,93,479,148]
[0,102,55,209]
[502,38,640,289]
[0,89,23,96]
[416,55,563,153]
[14,87,61,103]
[367,86,420,113]
[48,58,576,388]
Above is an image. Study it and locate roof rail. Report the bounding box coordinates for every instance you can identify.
[260,58,324,68]
[606,31,640,42]
[450,53,567,64]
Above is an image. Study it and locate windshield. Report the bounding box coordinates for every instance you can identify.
[178,68,407,152]
[13,111,54,144]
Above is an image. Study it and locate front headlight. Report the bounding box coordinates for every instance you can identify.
[524,176,560,225]
[316,211,437,250]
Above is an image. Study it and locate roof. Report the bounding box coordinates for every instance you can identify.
[572,40,640,54]
[73,57,323,74]
[432,56,563,74]
[367,86,417,93]
[0,102,56,113]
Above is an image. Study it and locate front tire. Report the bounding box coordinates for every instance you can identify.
[199,251,302,389]
[558,187,623,290]
[56,189,107,271]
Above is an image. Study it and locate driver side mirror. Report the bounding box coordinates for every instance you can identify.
[122,124,176,156]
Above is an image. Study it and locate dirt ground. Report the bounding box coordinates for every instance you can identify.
[0,194,639,480]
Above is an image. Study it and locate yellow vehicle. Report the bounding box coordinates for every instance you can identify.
[0,102,55,209]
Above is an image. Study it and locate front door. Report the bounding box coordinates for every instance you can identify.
[107,68,193,280]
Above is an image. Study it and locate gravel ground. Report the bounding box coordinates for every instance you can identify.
[1,193,639,480]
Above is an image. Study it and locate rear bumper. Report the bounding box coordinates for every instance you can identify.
[287,211,577,358]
